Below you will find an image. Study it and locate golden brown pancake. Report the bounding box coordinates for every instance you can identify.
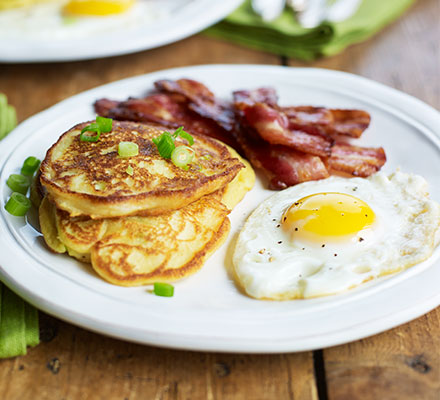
[40,193,230,286]
[40,120,243,219]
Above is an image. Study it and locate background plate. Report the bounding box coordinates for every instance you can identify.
[1,65,440,353]
[0,0,242,63]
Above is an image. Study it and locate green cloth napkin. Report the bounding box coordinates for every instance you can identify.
[205,0,415,61]
[0,282,39,358]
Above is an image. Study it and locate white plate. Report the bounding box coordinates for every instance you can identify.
[1,65,440,353]
[0,0,241,63]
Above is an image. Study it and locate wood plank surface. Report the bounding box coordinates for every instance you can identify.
[0,0,439,399]
[0,315,318,400]
[0,35,280,122]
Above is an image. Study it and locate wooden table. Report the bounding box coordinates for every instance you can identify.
[1,0,439,398]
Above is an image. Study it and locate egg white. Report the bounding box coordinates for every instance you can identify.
[0,0,176,40]
[233,171,440,300]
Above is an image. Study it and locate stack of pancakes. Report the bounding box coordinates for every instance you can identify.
[38,120,254,286]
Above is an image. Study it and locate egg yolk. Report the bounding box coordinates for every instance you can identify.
[281,193,375,243]
[64,0,134,16]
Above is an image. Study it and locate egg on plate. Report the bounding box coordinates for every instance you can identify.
[233,171,440,300]
[0,0,167,40]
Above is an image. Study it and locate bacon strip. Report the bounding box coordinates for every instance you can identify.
[94,98,119,117]
[282,106,370,138]
[94,94,239,147]
[96,81,384,190]
[96,95,185,127]
[241,103,333,157]
[236,130,329,189]
[328,142,386,177]
[154,79,236,132]
[233,87,278,108]
[328,109,371,138]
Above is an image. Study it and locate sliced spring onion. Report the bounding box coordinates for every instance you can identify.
[152,132,175,159]
[6,174,30,195]
[96,116,113,133]
[80,130,101,142]
[81,121,98,134]
[126,165,134,175]
[5,192,31,216]
[21,156,40,176]
[152,126,194,162]
[173,126,194,145]
[171,145,195,170]
[118,141,139,158]
[80,117,112,142]
[153,282,174,297]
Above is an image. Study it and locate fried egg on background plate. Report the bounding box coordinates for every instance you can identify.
[233,171,440,300]
[0,0,179,40]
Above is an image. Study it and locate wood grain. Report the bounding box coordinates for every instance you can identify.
[0,35,279,123]
[324,311,440,400]
[0,315,318,400]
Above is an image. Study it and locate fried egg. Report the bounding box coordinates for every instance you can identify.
[233,171,440,300]
[0,0,174,40]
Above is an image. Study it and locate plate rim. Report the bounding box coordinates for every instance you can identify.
[1,64,440,353]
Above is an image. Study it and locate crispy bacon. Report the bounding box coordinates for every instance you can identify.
[154,79,236,132]
[236,129,329,189]
[233,88,278,108]
[328,109,371,138]
[94,98,119,117]
[96,80,384,190]
[94,93,239,147]
[282,106,370,138]
[96,95,185,126]
[328,142,386,177]
[241,103,333,157]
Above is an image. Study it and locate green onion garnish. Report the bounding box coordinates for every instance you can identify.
[6,174,30,195]
[118,141,139,158]
[152,131,175,159]
[80,116,112,142]
[126,165,134,175]
[4,192,31,216]
[153,282,174,297]
[173,126,194,146]
[96,116,112,133]
[152,126,194,166]
[21,156,40,177]
[80,128,100,142]
[171,145,195,170]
